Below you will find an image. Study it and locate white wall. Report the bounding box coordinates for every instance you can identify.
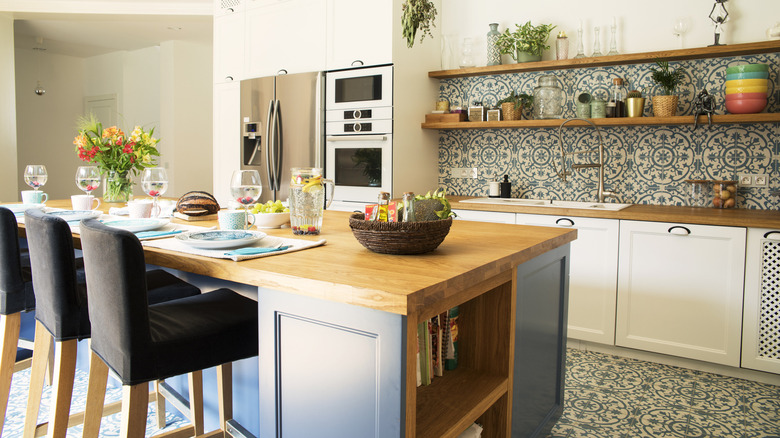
[0,14,18,201]
[442,0,780,66]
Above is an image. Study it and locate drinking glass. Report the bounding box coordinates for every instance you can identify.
[75,166,101,196]
[230,170,262,230]
[141,167,169,217]
[23,165,48,192]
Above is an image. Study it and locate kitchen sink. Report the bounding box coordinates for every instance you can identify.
[459,198,633,211]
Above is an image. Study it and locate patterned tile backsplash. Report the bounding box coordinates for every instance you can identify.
[436,53,780,210]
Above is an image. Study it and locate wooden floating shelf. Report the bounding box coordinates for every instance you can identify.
[421,113,780,130]
[429,41,780,79]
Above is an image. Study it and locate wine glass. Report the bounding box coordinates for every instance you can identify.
[23,165,48,192]
[673,18,690,49]
[230,170,262,230]
[141,167,169,218]
[75,166,101,196]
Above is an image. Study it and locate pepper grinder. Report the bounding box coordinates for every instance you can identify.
[499,175,511,198]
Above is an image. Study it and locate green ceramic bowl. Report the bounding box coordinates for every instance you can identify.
[726,71,769,80]
[726,64,769,74]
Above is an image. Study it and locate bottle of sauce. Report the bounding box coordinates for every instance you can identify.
[402,192,416,222]
[499,175,511,198]
[370,192,390,221]
[606,77,627,117]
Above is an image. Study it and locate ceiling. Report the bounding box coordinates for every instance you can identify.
[9,1,213,58]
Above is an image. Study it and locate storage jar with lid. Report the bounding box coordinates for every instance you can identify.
[606,77,627,117]
[712,180,738,208]
[685,179,711,207]
[533,74,564,119]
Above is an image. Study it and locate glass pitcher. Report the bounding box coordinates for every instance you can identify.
[289,167,334,235]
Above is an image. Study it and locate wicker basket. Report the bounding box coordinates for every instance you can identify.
[652,95,679,117]
[348,213,453,255]
[501,102,522,121]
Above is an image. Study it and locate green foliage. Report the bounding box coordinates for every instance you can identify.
[401,0,437,48]
[495,21,556,59]
[649,60,686,95]
[627,90,643,98]
[497,90,534,109]
[414,189,456,220]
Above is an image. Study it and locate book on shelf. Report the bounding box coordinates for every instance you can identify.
[445,306,459,371]
[416,306,459,386]
[417,321,431,385]
[416,326,422,387]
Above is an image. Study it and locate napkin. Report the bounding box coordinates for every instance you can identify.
[135,229,185,240]
[224,245,290,256]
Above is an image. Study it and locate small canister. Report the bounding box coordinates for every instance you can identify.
[590,99,607,118]
[712,180,738,208]
[685,179,712,207]
[488,180,500,198]
[436,99,450,112]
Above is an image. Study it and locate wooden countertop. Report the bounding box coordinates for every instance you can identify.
[449,196,780,229]
[13,200,576,316]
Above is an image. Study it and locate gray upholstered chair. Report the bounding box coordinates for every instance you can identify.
[78,218,258,437]
[23,209,202,437]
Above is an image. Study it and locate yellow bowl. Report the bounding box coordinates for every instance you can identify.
[726,85,768,95]
[725,78,768,88]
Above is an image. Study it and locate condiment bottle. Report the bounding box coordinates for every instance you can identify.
[402,192,416,222]
[371,191,390,221]
[606,77,627,118]
[499,175,511,198]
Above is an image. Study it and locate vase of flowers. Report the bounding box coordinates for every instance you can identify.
[74,114,160,203]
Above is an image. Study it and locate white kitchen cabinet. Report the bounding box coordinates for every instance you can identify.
[616,220,746,366]
[213,82,242,206]
[452,209,515,224]
[214,11,245,83]
[742,228,780,374]
[214,0,245,16]
[325,0,392,70]
[515,213,619,345]
[245,0,327,78]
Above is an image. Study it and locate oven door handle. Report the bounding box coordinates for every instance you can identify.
[326,135,388,142]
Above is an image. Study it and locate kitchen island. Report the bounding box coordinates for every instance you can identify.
[15,203,576,437]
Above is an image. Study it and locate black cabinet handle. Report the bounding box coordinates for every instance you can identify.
[352,60,364,66]
[668,226,691,235]
[555,218,575,227]
[763,231,780,240]
[225,76,234,82]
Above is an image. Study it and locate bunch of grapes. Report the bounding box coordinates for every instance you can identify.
[250,200,289,214]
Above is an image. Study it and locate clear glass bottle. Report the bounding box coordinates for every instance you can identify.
[606,77,627,118]
[533,74,564,119]
[486,23,501,66]
[402,192,416,222]
[591,26,602,57]
[459,37,475,68]
[574,27,586,59]
[556,31,569,60]
[371,191,391,221]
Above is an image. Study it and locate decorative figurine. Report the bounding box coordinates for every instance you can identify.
[709,0,729,46]
[692,88,716,129]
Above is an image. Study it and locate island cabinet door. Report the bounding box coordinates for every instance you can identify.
[258,287,405,438]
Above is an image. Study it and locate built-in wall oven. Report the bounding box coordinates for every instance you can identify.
[325,64,393,208]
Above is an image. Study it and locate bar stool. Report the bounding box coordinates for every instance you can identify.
[0,206,36,437]
[23,209,202,437]
[79,218,258,437]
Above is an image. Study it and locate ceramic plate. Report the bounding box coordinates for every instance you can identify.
[175,230,267,249]
[45,210,102,221]
[1,204,46,214]
[100,218,170,233]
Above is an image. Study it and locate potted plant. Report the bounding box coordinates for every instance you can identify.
[497,91,533,120]
[495,21,556,63]
[649,60,686,117]
[626,89,646,117]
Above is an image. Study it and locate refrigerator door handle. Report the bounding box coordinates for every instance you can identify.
[274,99,283,192]
[265,99,275,191]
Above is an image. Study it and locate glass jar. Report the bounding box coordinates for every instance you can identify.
[606,77,627,118]
[533,74,564,119]
[556,31,569,60]
[712,180,738,209]
[459,37,475,68]
[685,179,711,207]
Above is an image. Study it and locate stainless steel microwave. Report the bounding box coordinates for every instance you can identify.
[326,64,393,110]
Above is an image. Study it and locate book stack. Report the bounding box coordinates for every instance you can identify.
[416,306,459,386]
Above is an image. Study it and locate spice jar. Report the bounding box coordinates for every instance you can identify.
[685,180,711,207]
[712,180,738,208]
[533,74,564,119]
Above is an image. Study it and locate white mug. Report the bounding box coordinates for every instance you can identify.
[21,190,47,204]
[71,194,100,211]
[218,209,255,230]
[127,200,153,218]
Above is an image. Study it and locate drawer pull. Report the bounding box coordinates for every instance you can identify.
[555,218,575,227]
[763,231,780,240]
[668,226,691,236]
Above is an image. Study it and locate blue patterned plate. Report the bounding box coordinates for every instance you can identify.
[175,230,267,249]
[0,204,45,214]
[100,218,170,233]
[45,210,102,221]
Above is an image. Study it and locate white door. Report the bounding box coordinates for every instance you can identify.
[214,10,245,83]
[84,94,117,126]
[742,228,780,374]
[616,220,746,366]
[325,0,392,70]
[515,213,619,345]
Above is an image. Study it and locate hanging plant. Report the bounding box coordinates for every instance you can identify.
[401,0,437,48]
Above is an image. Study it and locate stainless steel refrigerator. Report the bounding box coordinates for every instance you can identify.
[240,71,324,203]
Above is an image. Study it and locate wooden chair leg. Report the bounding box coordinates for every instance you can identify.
[45,338,54,386]
[188,370,204,436]
[155,380,166,429]
[82,351,109,438]
[120,383,149,438]
[216,363,233,431]
[23,321,52,438]
[0,313,21,437]
[46,339,78,438]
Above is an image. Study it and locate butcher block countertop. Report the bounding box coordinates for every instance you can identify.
[449,196,780,229]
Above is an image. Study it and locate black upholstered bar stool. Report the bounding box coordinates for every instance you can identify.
[79,218,258,437]
[23,209,202,437]
[0,206,36,436]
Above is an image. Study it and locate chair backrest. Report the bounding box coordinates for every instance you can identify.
[24,209,89,340]
[0,207,33,315]
[79,218,154,377]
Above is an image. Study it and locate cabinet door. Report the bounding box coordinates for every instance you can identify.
[214,11,245,83]
[213,82,242,206]
[452,209,515,224]
[515,213,619,345]
[245,0,327,78]
[214,0,244,16]
[742,228,780,374]
[616,220,746,366]
[326,0,392,70]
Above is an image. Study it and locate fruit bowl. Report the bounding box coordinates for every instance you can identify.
[253,211,290,229]
[725,98,767,114]
[348,213,452,255]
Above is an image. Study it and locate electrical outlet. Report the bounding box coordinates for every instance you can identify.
[469,167,479,178]
[739,173,753,186]
[451,167,479,178]
[755,174,769,186]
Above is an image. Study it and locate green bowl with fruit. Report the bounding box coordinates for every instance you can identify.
[251,200,290,229]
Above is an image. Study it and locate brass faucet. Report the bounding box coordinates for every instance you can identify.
[554,118,618,203]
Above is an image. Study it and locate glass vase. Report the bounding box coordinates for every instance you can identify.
[103,170,133,203]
